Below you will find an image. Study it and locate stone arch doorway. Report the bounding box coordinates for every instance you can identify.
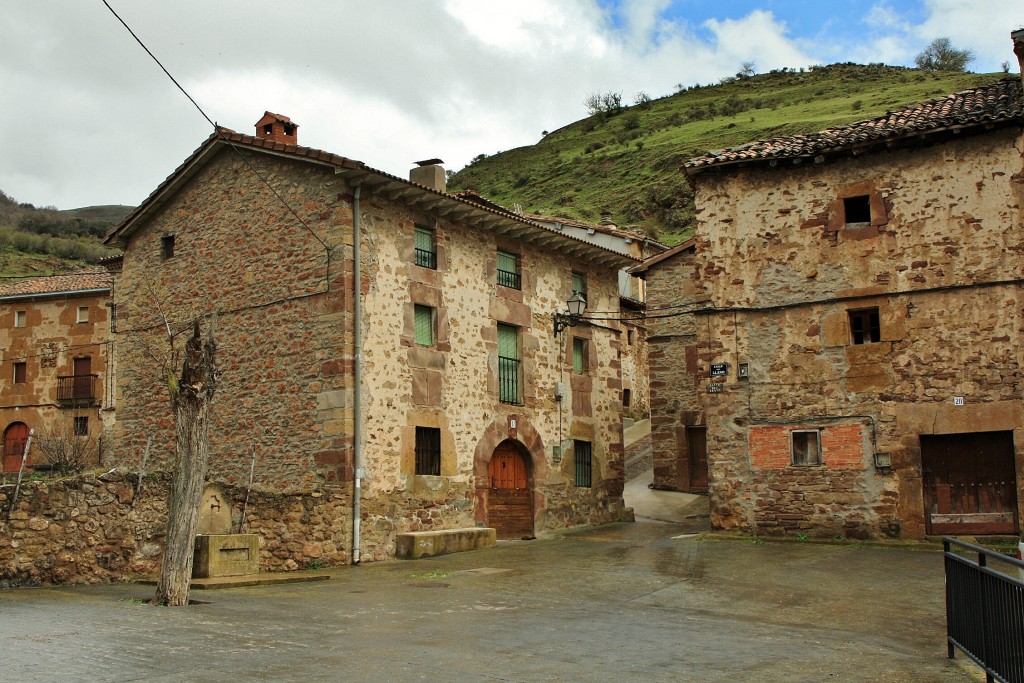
[487,439,534,539]
[4,422,29,472]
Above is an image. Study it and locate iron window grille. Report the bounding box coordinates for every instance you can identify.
[849,308,881,344]
[497,323,521,404]
[414,225,437,269]
[414,426,441,476]
[574,440,593,487]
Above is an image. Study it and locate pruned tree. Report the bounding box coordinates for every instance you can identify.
[154,316,218,606]
[914,37,974,72]
[33,420,97,475]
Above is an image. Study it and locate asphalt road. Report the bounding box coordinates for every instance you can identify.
[0,518,978,682]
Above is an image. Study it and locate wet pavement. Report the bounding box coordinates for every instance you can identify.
[0,516,978,682]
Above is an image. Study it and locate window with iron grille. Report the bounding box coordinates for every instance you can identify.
[572,337,587,373]
[414,304,435,347]
[497,250,521,289]
[498,323,521,404]
[74,416,89,437]
[414,225,437,269]
[791,430,821,466]
[574,440,593,487]
[571,271,587,299]
[849,308,880,344]
[415,426,441,476]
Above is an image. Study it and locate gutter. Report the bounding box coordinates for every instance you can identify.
[0,288,111,303]
[351,184,363,566]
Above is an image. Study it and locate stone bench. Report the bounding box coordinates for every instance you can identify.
[395,528,497,559]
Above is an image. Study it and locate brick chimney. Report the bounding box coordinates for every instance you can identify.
[1013,28,1024,83]
[254,112,298,145]
[410,159,446,193]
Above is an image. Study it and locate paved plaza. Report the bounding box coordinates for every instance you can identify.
[0,514,980,682]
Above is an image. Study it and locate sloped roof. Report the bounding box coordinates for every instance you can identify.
[685,78,1024,174]
[0,272,113,301]
[105,129,637,270]
[627,238,696,276]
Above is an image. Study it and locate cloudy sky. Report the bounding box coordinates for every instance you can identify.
[3,0,1022,210]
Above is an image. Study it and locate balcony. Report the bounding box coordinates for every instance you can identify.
[57,374,98,407]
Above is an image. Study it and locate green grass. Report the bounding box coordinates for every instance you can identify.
[450,64,1005,245]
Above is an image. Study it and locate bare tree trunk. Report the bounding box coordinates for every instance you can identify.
[155,319,217,606]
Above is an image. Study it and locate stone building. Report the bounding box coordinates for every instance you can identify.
[634,32,1024,539]
[103,113,637,565]
[0,272,114,473]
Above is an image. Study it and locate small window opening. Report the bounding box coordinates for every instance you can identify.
[283,124,295,136]
[574,440,593,487]
[622,388,632,407]
[414,426,441,476]
[161,235,175,259]
[414,225,437,269]
[413,304,435,347]
[74,416,88,437]
[14,310,26,328]
[627,329,635,345]
[849,308,881,344]
[77,306,89,324]
[572,337,587,374]
[263,124,273,136]
[13,362,26,384]
[791,430,821,466]
[843,195,871,225]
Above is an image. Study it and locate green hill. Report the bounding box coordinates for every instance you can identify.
[449,63,1006,245]
[0,192,127,277]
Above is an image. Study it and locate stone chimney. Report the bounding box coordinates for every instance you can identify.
[1013,29,1024,83]
[410,159,446,193]
[254,112,298,145]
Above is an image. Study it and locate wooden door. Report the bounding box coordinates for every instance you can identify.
[686,426,708,493]
[72,357,92,399]
[922,432,1019,535]
[487,440,534,539]
[3,422,29,472]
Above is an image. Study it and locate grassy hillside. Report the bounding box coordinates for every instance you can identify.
[0,192,128,277]
[450,64,1006,245]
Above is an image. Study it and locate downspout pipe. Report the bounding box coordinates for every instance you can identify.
[352,184,363,565]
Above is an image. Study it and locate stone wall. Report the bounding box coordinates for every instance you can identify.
[0,471,353,587]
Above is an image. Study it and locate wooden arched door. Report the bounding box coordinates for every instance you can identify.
[4,422,29,472]
[487,440,534,539]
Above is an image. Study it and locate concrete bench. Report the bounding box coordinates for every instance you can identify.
[395,528,497,559]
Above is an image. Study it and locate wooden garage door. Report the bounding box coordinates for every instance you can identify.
[922,431,1019,536]
[487,440,534,539]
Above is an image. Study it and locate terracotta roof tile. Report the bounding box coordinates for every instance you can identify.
[0,272,113,299]
[686,78,1024,172]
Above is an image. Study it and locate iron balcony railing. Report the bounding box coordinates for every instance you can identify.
[497,268,521,290]
[498,356,521,405]
[57,374,98,403]
[414,247,437,269]
[943,537,1024,683]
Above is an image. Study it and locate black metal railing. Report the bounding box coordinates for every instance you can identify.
[57,374,98,403]
[497,268,521,289]
[414,247,437,269]
[943,537,1024,683]
[498,356,521,404]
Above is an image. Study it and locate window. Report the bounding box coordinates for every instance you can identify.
[76,306,89,323]
[849,308,880,344]
[414,426,441,476]
[574,440,593,487]
[497,323,521,404]
[414,304,435,347]
[791,430,821,466]
[571,271,588,300]
[843,195,871,225]
[497,250,521,289]
[74,416,88,437]
[414,225,437,269]
[627,329,635,345]
[622,388,632,407]
[572,337,587,374]
[14,310,26,328]
[13,362,26,384]
[161,235,175,259]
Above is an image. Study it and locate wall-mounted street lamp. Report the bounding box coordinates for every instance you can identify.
[553,292,587,337]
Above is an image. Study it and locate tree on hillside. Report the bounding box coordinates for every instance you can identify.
[914,38,974,72]
[584,91,623,117]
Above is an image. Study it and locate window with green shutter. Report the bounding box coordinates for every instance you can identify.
[572,337,586,373]
[497,323,520,404]
[414,225,437,269]
[414,304,435,346]
[497,250,521,289]
[571,271,587,299]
